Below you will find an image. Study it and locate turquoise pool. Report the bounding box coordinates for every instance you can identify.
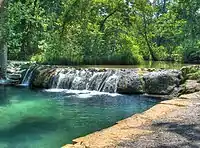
[0,86,159,148]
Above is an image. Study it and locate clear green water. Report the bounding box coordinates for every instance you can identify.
[74,61,194,69]
[0,86,159,148]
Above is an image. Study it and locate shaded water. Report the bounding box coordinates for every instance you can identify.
[0,86,159,148]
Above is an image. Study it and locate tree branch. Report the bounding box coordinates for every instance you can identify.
[99,9,118,32]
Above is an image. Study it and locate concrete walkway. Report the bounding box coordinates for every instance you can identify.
[118,92,200,148]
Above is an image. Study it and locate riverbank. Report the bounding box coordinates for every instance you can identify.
[118,92,200,148]
[63,91,200,148]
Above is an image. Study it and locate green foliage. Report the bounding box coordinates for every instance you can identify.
[188,70,200,81]
[2,0,200,64]
[6,0,46,60]
[181,65,200,82]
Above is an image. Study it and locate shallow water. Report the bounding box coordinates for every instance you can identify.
[73,61,194,69]
[0,86,159,148]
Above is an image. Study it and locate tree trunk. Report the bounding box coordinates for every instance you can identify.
[142,14,158,61]
[0,0,7,79]
[0,42,7,79]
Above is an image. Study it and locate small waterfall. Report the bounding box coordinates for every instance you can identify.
[51,68,121,93]
[71,70,92,90]
[20,67,34,86]
[86,70,115,92]
[56,72,67,88]
[101,73,120,93]
[51,69,62,88]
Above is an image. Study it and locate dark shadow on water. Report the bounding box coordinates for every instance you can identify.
[0,116,60,141]
[0,85,9,104]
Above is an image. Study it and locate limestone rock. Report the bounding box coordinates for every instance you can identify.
[180,91,200,100]
[30,66,57,88]
[7,74,21,80]
[181,65,200,81]
[143,70,181,95]
[182,80,200,94]
[117,71,144,94]
[30,67,184,96]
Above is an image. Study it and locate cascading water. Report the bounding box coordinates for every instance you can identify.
[51,68,121,93]
[20,66,36,86]
[31,66,182,95]
[21,68,31,85]
[101,73,120,93]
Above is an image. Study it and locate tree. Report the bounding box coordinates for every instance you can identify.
[0,0,7,79]
[3,0,200,64]
[176,0,200,62]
